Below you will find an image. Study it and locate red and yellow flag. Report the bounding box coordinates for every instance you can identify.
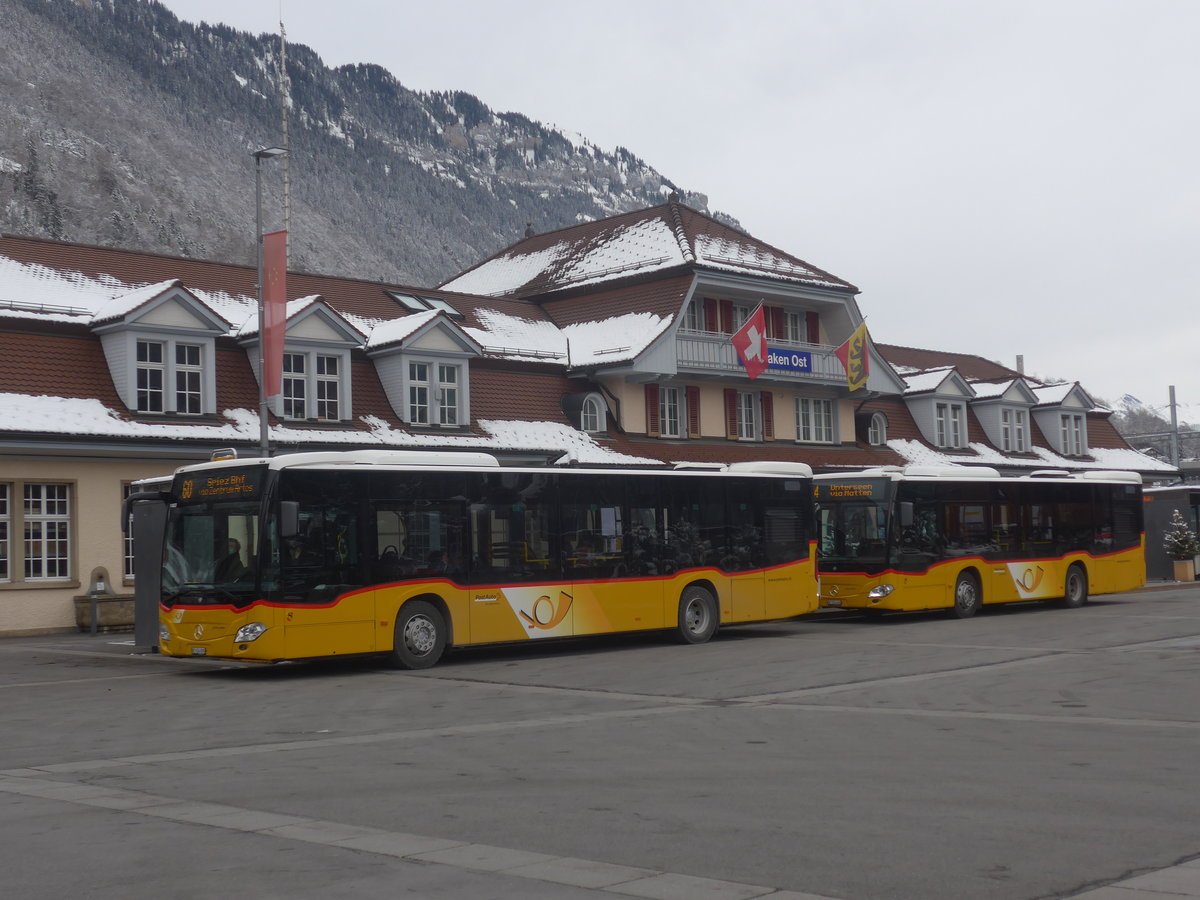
[835,322,870,392]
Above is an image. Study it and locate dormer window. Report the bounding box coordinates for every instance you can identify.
[1001,408,1028,452]
[581,394,606,433]
[1061,414,1086,456]
[282,352,345,421]
[935,402,966,448]
[868,412,888,446]
[135,338,207,415]
[407,361,460,426]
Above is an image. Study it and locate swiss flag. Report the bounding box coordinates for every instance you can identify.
[731,303,768,380]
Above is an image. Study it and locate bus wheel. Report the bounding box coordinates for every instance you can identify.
[951,572,981,619]
[675,586,718,644]
[1062,564,1089,608]
[391,600,447,669]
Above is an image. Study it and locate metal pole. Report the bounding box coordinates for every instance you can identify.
[256,155,269,458]
[1169,385,1180,469]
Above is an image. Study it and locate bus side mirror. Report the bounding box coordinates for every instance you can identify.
[900,502,914,528]
[280,501,301,538]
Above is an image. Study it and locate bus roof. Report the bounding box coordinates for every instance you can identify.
[166,450,813,479]
[815,465,1141,485]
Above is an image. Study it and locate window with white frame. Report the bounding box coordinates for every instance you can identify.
[681,298,702,332]
[316,355,340,420]
[868,413,887,446]
[796,397,835,443]
[935,402,966,448]
[1061,413,1085,455]
[283,352,307,419]
[135,338,209,415]
[660,387,683,438]
[784,311,802,343]
[282,351,345,422]
[408,361,462,426]
[22,483,71,581]
[581,395,605,433]
[437,364,459,425]
[1001,408,1028,452]
[175,344,203,414]
[732,303,752,330]
[122,483,135,580]
[736,391,758,440]
[136,340,165,412]
[0,484,8,582]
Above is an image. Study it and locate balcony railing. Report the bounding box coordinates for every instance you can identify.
[676,329,846,382]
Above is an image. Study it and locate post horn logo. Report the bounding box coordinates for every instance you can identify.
[519,591,573,630]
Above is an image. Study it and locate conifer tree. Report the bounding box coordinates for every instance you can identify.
[1162,509,1200,560]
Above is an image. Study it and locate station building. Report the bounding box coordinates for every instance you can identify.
[0,199,1176,634]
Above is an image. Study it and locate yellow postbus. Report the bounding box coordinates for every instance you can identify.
[814,466,1145,617]
[147,450,818,667]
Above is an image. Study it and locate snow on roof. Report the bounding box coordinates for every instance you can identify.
[902,367,956,393]
[886,438,1176,473]
[1032,383,1077,405]
[463,308,567,359]
[692,233,848,288]
[237,295,324,338]
[440,244,569,296]
[91,279,183,325]
[562,311,672,366]
[363,309,439,351]
[968,379,1016,400]
[0,391,654,463]
[0,255,131,319]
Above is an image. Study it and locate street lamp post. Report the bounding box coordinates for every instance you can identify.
[253,146,288,458]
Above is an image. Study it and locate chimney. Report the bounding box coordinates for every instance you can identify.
[1015,355,1025,374]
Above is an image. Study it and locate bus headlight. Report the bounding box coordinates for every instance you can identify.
[868,584,895,599]
[159,624,170,642]
[234,622,268,643]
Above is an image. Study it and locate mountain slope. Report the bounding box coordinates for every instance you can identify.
[0,0,725,285]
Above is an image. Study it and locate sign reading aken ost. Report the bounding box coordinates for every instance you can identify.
[176,468,263,503]
[766,348,813,372]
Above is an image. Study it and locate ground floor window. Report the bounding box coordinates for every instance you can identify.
[796,397,835,443]
[1,482,72,583]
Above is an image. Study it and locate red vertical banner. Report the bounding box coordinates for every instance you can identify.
[261,229,288,399]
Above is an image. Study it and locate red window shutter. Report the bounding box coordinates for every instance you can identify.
[719,299,734,334]
[686,386,701,439]
[703,298,719,332]
[761,391,775,441]
[806,311,820,344]
[645,384,661,437]
[724,389,739,440]
[768,306,785,339]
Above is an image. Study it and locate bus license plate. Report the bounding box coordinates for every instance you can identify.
[191,647,207,656]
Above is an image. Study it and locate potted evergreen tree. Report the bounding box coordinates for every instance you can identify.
[1163,509,1200,582]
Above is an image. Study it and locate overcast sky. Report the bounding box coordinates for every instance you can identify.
[157,0,1199,419]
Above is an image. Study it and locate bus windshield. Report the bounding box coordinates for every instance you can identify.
[163,498,263,606]
[816,478,892,572]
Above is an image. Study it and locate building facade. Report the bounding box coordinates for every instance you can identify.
[0,200,1176,634]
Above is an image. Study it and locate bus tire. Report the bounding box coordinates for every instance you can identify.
[951,571,981,619]
[1061,564,1089,608]
[675,585,718,644]
[391,600,447,669]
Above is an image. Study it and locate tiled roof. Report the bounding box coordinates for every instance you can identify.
[439,201,857,299]
[878,343,1029,383]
